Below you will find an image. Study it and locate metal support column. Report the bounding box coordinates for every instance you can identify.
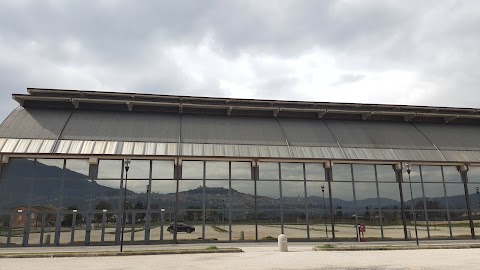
[395,166,408,241]
[460,166,475,239]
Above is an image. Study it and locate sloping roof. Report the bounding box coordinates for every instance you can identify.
[1,88,480,162]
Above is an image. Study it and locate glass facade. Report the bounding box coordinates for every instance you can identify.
[1,158,479,246]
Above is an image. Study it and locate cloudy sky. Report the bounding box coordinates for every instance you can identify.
[1,0,479,121]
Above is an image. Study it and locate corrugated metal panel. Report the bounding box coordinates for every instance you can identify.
[441,150,480,162]
[325,120,435,149]
[104,141,117,155]
[2,139,19,152]
[415,123,480,151]
[391,149,445,161]
[13,139,31,153]
[38,140,55,153]
[144,142,156,155]
[61,110,180,142]
[181,115,287,145]
[26,139,44,153]
[122,142,135,155]
[0,107,71,139]
[0,138,6,151]
[133,142,145,155]
[69,140,84,154]
[278,118,338,147]
[92,141,107,154]
[56,140,72,154]
[80,141,95,154]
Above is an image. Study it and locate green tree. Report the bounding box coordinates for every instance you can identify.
[62,206,83,227]
[94,201,112,223]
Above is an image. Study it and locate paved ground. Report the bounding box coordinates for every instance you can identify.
[1,241,480,270]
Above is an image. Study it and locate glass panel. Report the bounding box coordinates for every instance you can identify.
[421,166,443,182]
[231,210,255,241]
[472,208,480,239]
[404,165,421,182]
[381,211,404,240]
[257,210,281,240]
[128,160,150,179]
[259,162,279,180]
[330,182,357,240]
[353,164,375,182]
[182,161,203,179]
[443,166,461,182]
[257,181,280,209]
[32,179,61,208]
[231,181,255,209]
[428,211,450,239]
[280,163,304,180]
[308,209,331,240]
[205,180,229,209]
[178,180,203,210]
[306,182,329,209]
[305,163,325,181]
[0,212,10,246]
[445,184,467,209]
[423,183,446,209]
[378,183,400,210]
[376,165,396,182]
[98,160,122,179]
[91,180,121,211]
[0,158,35,210]
[468,166,480,182]
[150,180,177,210]
[449,210,471,239]
[281,181,305,211]
[205,204,229,242]
[65,159,89,177]
[150,210,174,243]
[402,182,424,209]
[36,159,64,178]
[205,161,229,179]
[176,210,202,241]
[231,162,251,180]
[332,164,351,181]
[357,209,382,240]
[152,160,174,179]
[283,211,307,239]
[354,183,378,208]
[405,210,429,240]
[468,184,480,212]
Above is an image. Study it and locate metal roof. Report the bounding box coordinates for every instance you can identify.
[2,88,480,162]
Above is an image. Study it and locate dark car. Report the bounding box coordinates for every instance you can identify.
[167,222,195,233]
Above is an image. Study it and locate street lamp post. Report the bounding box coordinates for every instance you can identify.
[321,185,328,238]
[120,159,130,252]
[406,163,419,246]
[476,187,480,209]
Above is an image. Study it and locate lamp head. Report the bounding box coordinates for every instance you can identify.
[321,185,325,192]
[124,159,130,172]
[405,163,411,174]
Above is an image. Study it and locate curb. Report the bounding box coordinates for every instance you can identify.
[0,248,243,258]
[313,244,480,251]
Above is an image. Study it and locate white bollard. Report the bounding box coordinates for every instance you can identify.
[278,234,288,252]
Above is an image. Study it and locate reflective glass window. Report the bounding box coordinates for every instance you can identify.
[205,161,229,179]
[305,163,325,181]
[376,165,396,182]
[231,162,251,179]
[442,166,461,182]
[280,163,304,180]
[353,164,375,182]
[332,164,352,181]
[421,166,443,182]
[152,160,174,179]
[377,183,401,209]
[182,161,204,179]
[98,160,122,179]
[128,160,150,179]
[259,162,279,180]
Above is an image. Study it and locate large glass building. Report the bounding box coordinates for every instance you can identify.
[1,88,480,247]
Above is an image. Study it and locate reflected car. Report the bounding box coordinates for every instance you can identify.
[167,222,195,233]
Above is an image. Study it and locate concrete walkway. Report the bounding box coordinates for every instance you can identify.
[1,240,480,270]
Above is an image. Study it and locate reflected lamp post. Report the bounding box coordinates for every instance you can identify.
[120,159,130,252]
[406,163,419,246]
[476,187,480,209]
[321,185,328,238]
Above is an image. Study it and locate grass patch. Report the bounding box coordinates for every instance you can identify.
[206,245,218,250]
[317,244,335,249]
